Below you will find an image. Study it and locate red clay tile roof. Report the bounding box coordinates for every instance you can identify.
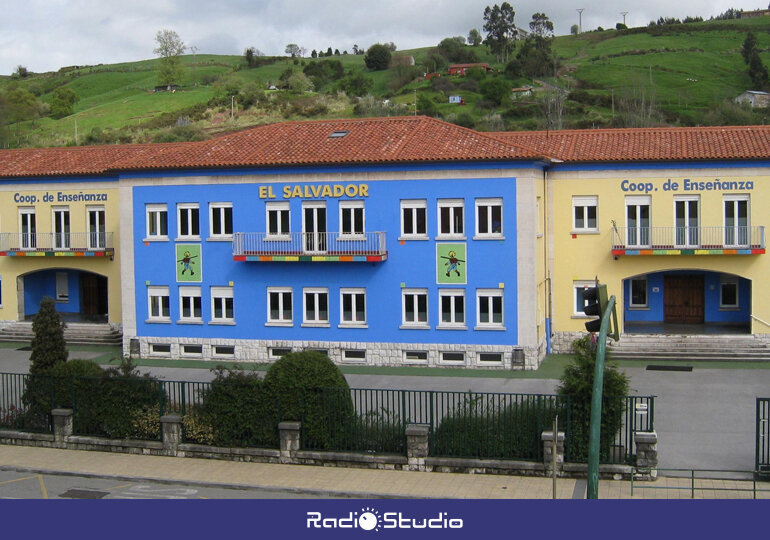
[4,120,770,179]
[0,116,541,178]
[491,125,770,162]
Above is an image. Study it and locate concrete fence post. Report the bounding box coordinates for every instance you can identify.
[279,421,302,463]
[405,424,430,471]
[160,414,183,456]
[51,409,73,445]
[541,430,565,476]
[634,431,658,480]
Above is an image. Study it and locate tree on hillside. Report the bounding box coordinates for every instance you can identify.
[437,36,478,63]
[3,86,42,123]
[50,87,79,118]
[29,297,68,375]
[244,47,264,67]
[285,44,301,58]
[483,2,517,63]
[529,12,554,38]
[742,32,758,64]
[570,24,579,35]
[154,29,186,88]
[468,28,482,46]
[364,43,392,70]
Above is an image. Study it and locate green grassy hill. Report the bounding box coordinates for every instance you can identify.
[3,16,770,149]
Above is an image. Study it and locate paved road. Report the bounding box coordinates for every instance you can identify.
[1,347,766,472]
[0,469,347,499]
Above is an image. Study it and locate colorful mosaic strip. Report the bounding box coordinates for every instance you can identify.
[612,248,765,256]
[0,250,114,257]
[234,253,387,262]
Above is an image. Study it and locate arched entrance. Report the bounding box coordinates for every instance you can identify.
[622,270,751,334]
[19,268,108,323]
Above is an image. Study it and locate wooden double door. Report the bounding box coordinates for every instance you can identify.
[663,275,704,324]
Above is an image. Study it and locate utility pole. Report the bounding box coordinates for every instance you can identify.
[189,45,198,86]
[231,95,235,120]
[576,9,585,34]
[620,12,628,26]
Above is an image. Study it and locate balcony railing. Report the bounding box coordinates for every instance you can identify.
[233,232,387,262]
[611,226,765,254]
[0,232,115,257]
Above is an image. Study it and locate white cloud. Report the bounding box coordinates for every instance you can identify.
[0,0,751,75]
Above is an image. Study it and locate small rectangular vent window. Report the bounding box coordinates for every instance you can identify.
[329,130,349,138]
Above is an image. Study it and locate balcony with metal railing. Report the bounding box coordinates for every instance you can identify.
[611,226,765,255]
[233,231,387,262]
[0,232,115,259]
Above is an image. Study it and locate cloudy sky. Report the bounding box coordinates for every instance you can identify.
[0,0,756,75]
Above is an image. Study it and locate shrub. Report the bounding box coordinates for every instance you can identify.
[183,409,215,445]
[261,350,354,450]
[29,297,67,375]
[197,368,273,447]
[557,335,630,462]
[432,394,559,460]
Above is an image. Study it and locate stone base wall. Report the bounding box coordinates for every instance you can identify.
[124,335,546,370]
[551,332,587,354]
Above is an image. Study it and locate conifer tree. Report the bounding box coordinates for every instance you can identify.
[29,297,68,374]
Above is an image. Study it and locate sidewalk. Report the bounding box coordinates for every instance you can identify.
[2,445,768,499]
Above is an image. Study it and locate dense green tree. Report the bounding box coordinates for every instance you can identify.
[480,77,510,105]
[570,24,579,35]
[749,52,769,89]
[154,29,186,88]
[3,86,42,123]
[468,28,482,46]
[483,2,517,62]
[338,72,373,96]
[529,13,554,37]
[50,87,79,118]
[29,297,68,375]
[364,43,392,70]
[437,36,478,63]
[285,43,301,57]
[742,32,758,64]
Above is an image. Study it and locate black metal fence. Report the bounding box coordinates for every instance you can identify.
[0,372,654,464]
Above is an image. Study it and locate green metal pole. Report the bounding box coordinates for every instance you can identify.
[586,295,615,499]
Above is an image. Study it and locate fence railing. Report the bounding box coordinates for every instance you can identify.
[233,231,387,257]
[564,395,655,465]
[611,226,765,250]
[631,469,770,499]
[0,232,114,252]
[0,373,654,464]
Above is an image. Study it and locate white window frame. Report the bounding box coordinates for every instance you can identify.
[573,280,596,317]
[572,196,598,233]
[177,203,200,240]
[629,277,648,309]
[723,194,750,248]
[475,198,503,239]
[339,287,367,327]
[438,289,466,329]
[625,195,651,248]
[266,201,291,239]
[400,199,428,240]
[19,207,36,250]
[437,199,465,239]
[403,350,429,364]
[267,287,293,326]
[87,205,106,250]
[339,200,365,238]
[401,288,429,329]
[145,204,168,240]
[674,195,700,248]
[52,206,70,250]
[720,275,740,309]
[476,288,504,330]
[56,272,69,302]
[303,287,330,326]
[209,202,233,240]
[147,286,170,322]
[210,286,234,323]
[178,286,202,323]
[439,351,465,364]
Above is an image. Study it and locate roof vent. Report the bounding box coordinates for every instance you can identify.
[329,130,349,138]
